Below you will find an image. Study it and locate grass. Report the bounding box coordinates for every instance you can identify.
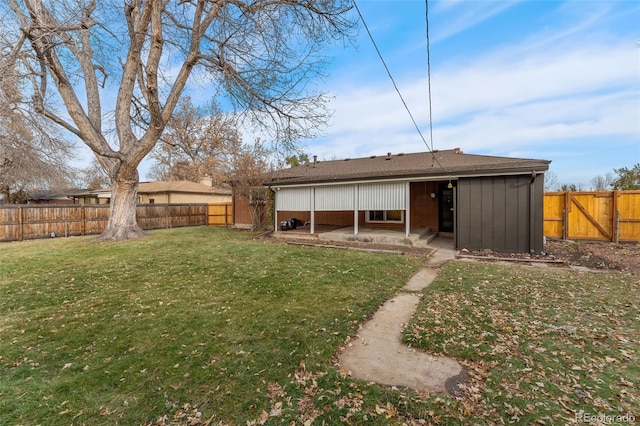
[0,227,424,425]
[405,262,640,424]
[1,228,638,425]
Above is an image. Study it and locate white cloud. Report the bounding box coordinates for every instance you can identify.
[310,8,640,188]
[430,1,520,43]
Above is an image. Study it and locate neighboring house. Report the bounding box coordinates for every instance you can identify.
[235,148,550,253]
[26,190,80,204]
[71,179,232,205]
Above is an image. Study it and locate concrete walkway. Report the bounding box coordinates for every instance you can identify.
[337,237,463,394]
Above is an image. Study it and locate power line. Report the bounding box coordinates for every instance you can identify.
[352,0,445,172]
[425,0,434,153]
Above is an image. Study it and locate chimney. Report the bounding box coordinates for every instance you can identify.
[386,152,391,160]
[199,176,213,186]
[454,147,463,154]
[313,155,317,168]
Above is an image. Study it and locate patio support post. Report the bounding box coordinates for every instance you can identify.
[405,182,411,237]
[273,191,278,231]
[310,188,315,234]
[354,184,359,235]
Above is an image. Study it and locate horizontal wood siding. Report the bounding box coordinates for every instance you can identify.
[543,191,640,242]
[0,204,207,242]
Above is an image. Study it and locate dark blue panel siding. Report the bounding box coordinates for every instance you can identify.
[456,175,544,253]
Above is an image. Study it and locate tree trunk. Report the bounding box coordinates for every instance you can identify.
[95,168,145,241]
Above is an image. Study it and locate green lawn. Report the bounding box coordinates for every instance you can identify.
[1,228,638,425]
[0,227,424,425]
[405,262,639,425]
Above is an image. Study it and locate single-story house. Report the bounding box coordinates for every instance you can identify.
[234,148,550,253]
[72,178,232,205]
[26,190,78,204]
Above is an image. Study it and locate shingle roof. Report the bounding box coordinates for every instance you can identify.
[71,181,232,197]
[268,149,550,185]
[138,181,231,195]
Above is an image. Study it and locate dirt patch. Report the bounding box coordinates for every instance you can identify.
[463,239,639,274]
[544,239,640,274]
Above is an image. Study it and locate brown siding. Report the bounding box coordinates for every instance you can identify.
[457,175,544,253]
[233,193,253,227]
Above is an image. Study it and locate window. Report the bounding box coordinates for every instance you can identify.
[366,210,404,223]
[149,198,155,204]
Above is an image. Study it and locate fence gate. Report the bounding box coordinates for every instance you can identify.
[543,191,640,242]
[207,203,232,226]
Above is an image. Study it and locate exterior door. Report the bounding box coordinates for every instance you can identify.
[439,184,454,232]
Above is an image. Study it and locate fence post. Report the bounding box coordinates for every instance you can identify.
[19,206,24,241]
[563,191,571,240]
[611,190,618,243]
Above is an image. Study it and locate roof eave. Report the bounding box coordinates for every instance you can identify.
[266,163,550,187]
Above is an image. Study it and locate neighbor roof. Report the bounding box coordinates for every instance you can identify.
[70,181,232,198]
[138,181,231,195]
[268,148,550,185]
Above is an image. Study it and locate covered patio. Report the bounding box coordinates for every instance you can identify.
[274,224,438,247]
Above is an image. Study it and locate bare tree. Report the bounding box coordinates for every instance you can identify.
[73,159,110,190]
[228,139,273,230]
[560,183,584,192]
[0,66,74,203]
[543,171,559,191]
[148,97,240,185]
[2,0,354,240]
[590,173,614,191]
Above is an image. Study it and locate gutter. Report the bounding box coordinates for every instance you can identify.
[267,169,548,189]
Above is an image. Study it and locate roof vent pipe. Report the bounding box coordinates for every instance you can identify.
[313,155,317,168]
[386,152,391,160]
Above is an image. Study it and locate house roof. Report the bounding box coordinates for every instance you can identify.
[70,181,232,198]
[28,190,75,201]
[138,181,231,195]
[268,148,550,186]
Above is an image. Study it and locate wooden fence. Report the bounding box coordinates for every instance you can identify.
[544,191,640,242]
[207,203,233,226]
[0,204,208,242]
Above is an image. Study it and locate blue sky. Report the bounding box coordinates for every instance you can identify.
[64,0,638,189]
[288,0,639,189]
